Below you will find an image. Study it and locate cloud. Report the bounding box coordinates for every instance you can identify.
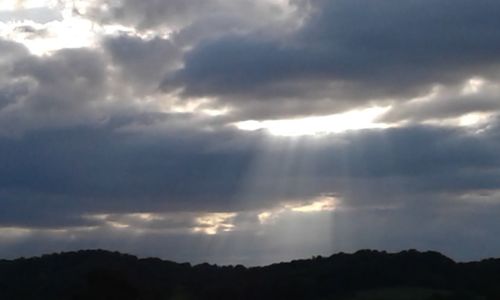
[380,79,500,123]
[0,47,110,134]
[0,38,29,62]
[13,25,49,39]
[0,119,499,230]
[87,0,295,33]
[1,0,500,265]
[102,34,181,93]
[3,196,500,265]
[0,7,62,23]
[160,0,500,119]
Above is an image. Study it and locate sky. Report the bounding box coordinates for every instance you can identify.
[0,0,500,266]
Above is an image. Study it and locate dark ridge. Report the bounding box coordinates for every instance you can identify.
[1,249,499,299]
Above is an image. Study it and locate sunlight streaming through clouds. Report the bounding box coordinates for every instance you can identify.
[0,6,95,55]
[462,77,485,95]
[289,197,337,213]
[257,195,338,225]
[1,0,500,266]
[234,107,392,136]
[193,213,237,235]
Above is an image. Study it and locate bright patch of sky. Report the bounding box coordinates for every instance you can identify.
[0,0,162,55]
[235,107,392,136]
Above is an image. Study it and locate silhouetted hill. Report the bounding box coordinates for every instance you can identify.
[1,249,499,299]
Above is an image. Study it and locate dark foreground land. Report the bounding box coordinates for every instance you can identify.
[1,249,500,300]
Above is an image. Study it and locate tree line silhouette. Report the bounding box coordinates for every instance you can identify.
[1,249,499,299]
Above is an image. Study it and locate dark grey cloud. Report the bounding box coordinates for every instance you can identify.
[88,0,295,33]
[0,39,29,64]
[103,34,180,93]
[88,0,301,74]
[0,39,30,111]
[160,0,500,119]
[89,0,218,30]
[0,79,30,110]
[0,41,115,134]
[82,0,500,121]
[0,118,499,230]
[0,123,257,221]
[380,81,500,123]
[0,110,499,263]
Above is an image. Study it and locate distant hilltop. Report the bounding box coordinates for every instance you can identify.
[1,249,499,300]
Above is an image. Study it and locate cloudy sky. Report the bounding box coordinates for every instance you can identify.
[1,0,500,265]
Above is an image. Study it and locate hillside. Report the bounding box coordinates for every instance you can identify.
[1,249,499,299]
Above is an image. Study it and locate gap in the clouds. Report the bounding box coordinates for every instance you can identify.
[421,112,495,130]
[257,195,337,225]
[233,106,393,137]
[78,195,339,236]
[168,96,231,117]
[0,195,339,240]
[0,0,174,56]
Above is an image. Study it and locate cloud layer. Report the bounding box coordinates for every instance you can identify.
[0,0,500,265]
